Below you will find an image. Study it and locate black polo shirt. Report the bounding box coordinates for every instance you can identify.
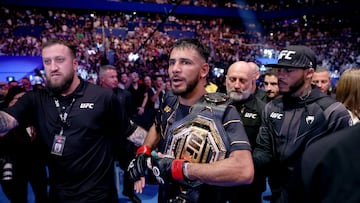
[232,95,266,149]
[4,78,131,203]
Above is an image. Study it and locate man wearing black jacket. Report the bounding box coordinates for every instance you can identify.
[253,45,351,203]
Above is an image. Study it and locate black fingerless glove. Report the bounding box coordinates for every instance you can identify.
[127,145,151,181]
[151,155,188,185]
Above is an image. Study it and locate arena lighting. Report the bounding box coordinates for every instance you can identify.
[6,76,15,82]
[212,67,224,78]
[263,48,275,59]
[235,0,263,33]
[128,52,139,62]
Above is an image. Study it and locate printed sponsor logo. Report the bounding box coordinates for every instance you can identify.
[305,115,314,125]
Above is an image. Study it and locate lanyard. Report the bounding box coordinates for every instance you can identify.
[54,97,76,136]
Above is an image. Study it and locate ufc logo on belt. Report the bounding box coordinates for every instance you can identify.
[278,50,296,60]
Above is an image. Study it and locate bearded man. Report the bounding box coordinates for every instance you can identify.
[224,61,266,203]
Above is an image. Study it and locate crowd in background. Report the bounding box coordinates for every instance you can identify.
[0,2,359,202]
[118,0,352,11]
[0,3,358,87]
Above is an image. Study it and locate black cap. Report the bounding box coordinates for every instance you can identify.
[265,45,317,69]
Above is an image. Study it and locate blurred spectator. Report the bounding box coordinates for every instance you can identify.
[7,80,18,89]
[33,84,45,91]
[0,82,7,108]
[311,66,333,96]
[20,77,32,91]
[127,71,148,128]
[164,78,172,92]
[335,68,360,125]
[119,72,130,90]
[146,75,165,130]
[263,68,279,102]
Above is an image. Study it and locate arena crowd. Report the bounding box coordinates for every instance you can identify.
[0,1,359,203]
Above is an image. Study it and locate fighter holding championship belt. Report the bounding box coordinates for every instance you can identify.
[127,38,254,203]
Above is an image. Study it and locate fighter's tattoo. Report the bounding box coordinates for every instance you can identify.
[127,126,147,146]
[0,111,18,134]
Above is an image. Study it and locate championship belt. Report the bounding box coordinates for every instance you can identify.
[163,93,230,187]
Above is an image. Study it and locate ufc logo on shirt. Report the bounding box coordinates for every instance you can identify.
[278,50,296,60]
[270,112,283,120]
[244,112,257,119]
[80,103,94,109]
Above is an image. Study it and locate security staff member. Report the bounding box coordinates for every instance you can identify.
[0,39,136,203]
[225,61,266,203]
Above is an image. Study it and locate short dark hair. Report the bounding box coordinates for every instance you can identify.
[42,39,77,58]
[264,68,278,78]
[4,86,25,107]
[171,38,210,63]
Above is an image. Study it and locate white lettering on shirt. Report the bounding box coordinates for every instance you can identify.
[80,103,94,109]
[270,112,283,119]
[244,112,257,119]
